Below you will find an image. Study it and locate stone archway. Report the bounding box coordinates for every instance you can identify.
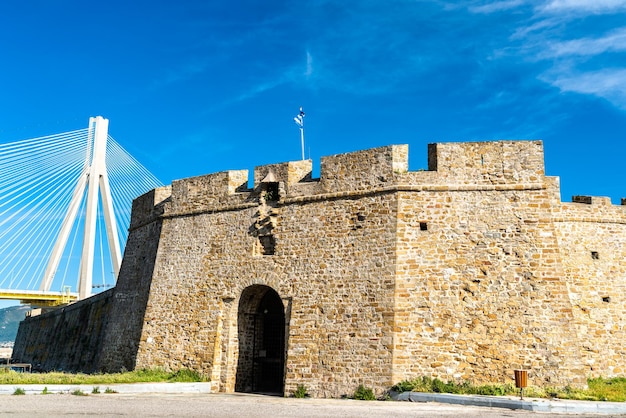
[235,285,286,394]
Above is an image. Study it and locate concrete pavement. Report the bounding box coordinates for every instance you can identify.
[394,391,626,415]
[0,383,625,415]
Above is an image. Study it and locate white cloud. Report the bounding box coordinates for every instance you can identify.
[469,0,530,14]
[541,67,626,109]
[487,0,626,111]
[539,0,626,13]
[212,56,311,110]
[539,28,626,58]
[305,51,313,78]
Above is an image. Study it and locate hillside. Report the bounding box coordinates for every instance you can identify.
[0,305,29,345]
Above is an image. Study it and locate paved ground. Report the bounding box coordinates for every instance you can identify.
[0,392,624,418]
[0,348,11,359]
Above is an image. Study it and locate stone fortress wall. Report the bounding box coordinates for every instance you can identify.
[13,140,626,398]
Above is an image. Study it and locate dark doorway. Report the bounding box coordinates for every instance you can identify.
[235,285,286,395]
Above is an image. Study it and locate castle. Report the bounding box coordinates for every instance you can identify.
[13,140,626,398]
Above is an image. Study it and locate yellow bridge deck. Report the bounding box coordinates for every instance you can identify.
[0,289,78,307]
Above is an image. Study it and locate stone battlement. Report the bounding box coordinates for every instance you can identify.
[134,141,624,222]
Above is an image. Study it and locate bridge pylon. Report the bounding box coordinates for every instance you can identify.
[39,116,122,300]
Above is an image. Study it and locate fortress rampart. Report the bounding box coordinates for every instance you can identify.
[13,140,626,398]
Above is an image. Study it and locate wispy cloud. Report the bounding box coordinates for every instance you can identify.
[161,0,626,114]
[232,77,290,104]
[538,0,626,13]
[469,0,530,14]
[472,0,626,109]
[150,60,210,90]
[305,51,313,79]
[538,27,626,58]
[289,2,468,96]
[216,49,315,109]
[541,67,626,109]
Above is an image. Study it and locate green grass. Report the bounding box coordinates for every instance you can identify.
[391,376,626,402]
[0,368,206,385]
[584,377,626,402]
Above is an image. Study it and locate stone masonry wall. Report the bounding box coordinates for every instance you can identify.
[96,187,170,372]
[128,140,626,395]
[392,141,626,386]
[553,197,626,376]
[393,169,585,385]
[12,140,626,398]
[12,289,113,372]
[132,149,401,398]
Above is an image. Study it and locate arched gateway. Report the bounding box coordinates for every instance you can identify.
[235,285,286,394]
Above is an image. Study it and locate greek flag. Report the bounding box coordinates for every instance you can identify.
[294,107,305,127]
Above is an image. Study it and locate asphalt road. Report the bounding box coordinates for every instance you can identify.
[0,393,620,417]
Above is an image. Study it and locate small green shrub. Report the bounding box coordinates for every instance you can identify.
[13,387,25,395]
[392,380,415,393]
[353,384,376,400]
[104,387,118,394]
[92,386,100,394]
[431,378,454,393]
[42,386,50,394]
[71,389,87,396]
[293,384,308,398]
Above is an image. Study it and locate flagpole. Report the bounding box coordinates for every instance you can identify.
[294,107,306,160]
[300,124,305,160]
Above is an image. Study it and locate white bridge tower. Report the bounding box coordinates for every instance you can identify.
[39,116,122,300]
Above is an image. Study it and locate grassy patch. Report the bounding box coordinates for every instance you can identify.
[167,368,203,382]
[584,377,626,402]
[0,368,206,385]
[391,376,626,402]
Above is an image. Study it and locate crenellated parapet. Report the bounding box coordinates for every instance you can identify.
[164,170,250,216]
[155,141,548,212]
[319,144,408,192]
[555,194,626,224]
[426,140,545,184]
[129,186,171,230]
[253,159,313,191]
[133,140,625,223]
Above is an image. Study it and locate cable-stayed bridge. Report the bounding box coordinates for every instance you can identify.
[0,117,162,307]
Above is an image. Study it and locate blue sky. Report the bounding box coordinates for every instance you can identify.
[0,1,625,307]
